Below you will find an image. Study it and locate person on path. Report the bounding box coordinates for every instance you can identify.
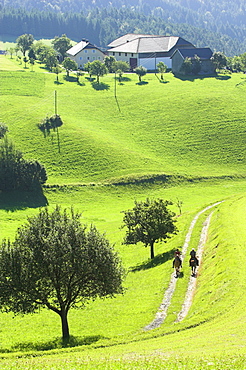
[189,248,199,266]
[174,248,181,258]
[173,248,182,268]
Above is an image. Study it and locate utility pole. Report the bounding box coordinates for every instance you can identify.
[54,90,60,153]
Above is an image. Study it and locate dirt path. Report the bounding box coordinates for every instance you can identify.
[144,201,222,331]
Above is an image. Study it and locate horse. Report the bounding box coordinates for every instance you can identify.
[173,255,182,278]
[190,257,199,277]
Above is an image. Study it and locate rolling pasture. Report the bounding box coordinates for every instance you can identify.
[0,55,246,368]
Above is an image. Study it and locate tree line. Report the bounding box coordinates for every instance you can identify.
[1,7,245,56]
[1,0,246,40]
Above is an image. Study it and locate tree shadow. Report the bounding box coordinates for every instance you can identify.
[77,81,85,86]
[54,80,63,85]
[114,76,132,82]
[11,335,105,352]
[129,249,175,272]
[136,81,148,85]
[85,76,95,82]
[174,73,231,82]
[0,190,48,211]
[159,80,169,84]
[91,81,110,90]
[64,75,77,82]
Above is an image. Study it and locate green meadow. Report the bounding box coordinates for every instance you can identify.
[1,54,246,368]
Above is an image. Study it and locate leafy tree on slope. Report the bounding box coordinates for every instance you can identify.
[16,34,34,56]
[0,206,124,342]
[122,198,177,259]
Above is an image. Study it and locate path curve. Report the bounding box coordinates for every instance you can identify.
[144,201,223,331]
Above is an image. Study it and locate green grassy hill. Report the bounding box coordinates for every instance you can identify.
[1,55,246,369]
[1,56,246,184]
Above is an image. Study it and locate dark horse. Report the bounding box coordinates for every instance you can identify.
[190,257,199,277]
[173,255,182,278]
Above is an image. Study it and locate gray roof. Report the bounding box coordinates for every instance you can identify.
[108,33,155,48]
[66,40,105,56]
[107,35,194,54]
[172,48,213,60]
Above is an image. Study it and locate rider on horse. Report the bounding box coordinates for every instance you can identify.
[173,248,182,268]
[189,248,199,266]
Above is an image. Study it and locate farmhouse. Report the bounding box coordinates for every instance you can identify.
[171,48,215,75]
[66,39,105,69]
[107,33,195,70]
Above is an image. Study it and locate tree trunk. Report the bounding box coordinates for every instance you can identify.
[150,241,155,259]
[60,309,70,341]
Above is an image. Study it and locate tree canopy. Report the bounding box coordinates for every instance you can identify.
[89,60,108,83]
[211,51,227,71]
[0,123,8,139]
[16,33,34,56]
[134,65,147,82]
[52,34,72,59]
[122,198,178,259]
[157,61,167,80]
[0,137,47,191]
[0,206,124,341]
[62,57,78,77]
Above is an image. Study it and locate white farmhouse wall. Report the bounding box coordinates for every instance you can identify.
[69,49,105,68]
[108,51,138,63]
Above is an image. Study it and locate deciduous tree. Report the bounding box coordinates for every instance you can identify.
[0,206,124,342]
[0,137,47,191]
[90,60,108,83]
[104,55,116,73]
[122,198,177,259]
[62,57,78,77]
[52,34,72,60]
[211,51,227,71]
[0,123,8,139]
[16,34,34,56]
[157,61,167,80]
[181,57,192,75]
[134,65,147,82]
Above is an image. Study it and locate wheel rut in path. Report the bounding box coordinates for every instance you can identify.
[144,201,222,331]
[176,211,213,322]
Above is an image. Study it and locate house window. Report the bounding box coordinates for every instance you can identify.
[80,57,83,60]
[92,50,95,53]
[87,57,90,60]
[119,52,121,56]
[125,53,127,56]
[98,57,100,60]
[113,52,115,56]
[131,53,134,57]
[84,50,88,53]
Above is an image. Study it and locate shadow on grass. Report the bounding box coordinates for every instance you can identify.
[77,81,85,86]
[11,335,105,352]
[114,76,132,83]
[91,81,110,90]
[136,81,148,85]
[85,76,95,82]
[174,73,231,82]
[0,190,48,211]
[177,271,184,279]
[54,80,63,85]
[64,75,77,82]
[130,249,175,272]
